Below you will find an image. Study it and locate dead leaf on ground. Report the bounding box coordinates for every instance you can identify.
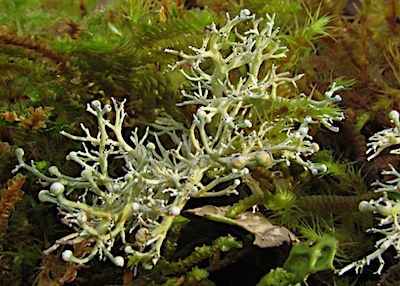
[37,253,85,286]
[0,173,25,233]
[186,205,298,248]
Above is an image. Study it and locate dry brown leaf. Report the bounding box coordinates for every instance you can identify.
[20,106,54,130]
[37,253,84,286]
[0,111,19,122]
[186,205,298,248]
[0,174,25,233]
[0,141,13,154]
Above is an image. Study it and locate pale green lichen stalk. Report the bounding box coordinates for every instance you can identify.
[162,9,343,173]
[13,10,343,268]
[13,99,189,268]
[338,110,400,275]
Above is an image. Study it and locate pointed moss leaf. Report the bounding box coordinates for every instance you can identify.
[218,236,243,252]
[27,90,40,102]
[34,160,49,171]
[186,205,298,248]
[171,215,190,228]
[126,251,153,268]
[187,267,209,281]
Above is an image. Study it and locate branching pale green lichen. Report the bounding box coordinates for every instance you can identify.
[338,111,400,275]
[13,10,343,269]
[366,110,400,160]
[14,99,189,268]
[162,9,343,172]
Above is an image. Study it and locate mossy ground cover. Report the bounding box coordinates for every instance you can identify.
[1,1,400,285]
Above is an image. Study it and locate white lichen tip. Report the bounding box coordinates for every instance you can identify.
[170,174,181,183]
[77,213,88,224]
[15,148,24,158]
[38,190,51,202]
[169,206,181,216]
[81,169,92,179]
[62,250,74,261]
[243,119,252,128]
[103,104,112,113]
[131,202,140,211]
[317,164,328,173]
[146,142,156,151]
[358,200,372,213]
[389,110,400,127]
[50,182,65,195]
[124,245,134,254]
[114,256,124,267]
[112,184,121,192]
[48,166,60,175]
[240,9,251,17]
[311,142,320,153]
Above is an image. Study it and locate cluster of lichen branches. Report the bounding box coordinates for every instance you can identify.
[338,110,400,276]
[13,10,343,269]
